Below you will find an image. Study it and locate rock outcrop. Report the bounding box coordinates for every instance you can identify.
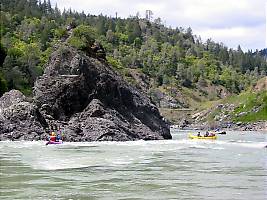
[0,45,171,141]
[0,90,47,140]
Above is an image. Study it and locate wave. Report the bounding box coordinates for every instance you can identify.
[0,137,266,149]
[214,140,267,149]
[0,136,266,171]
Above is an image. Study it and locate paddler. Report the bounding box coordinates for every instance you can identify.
[56,133,61,142]
[49,132,56,142]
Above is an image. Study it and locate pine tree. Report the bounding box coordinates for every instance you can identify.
[47,0,52,14]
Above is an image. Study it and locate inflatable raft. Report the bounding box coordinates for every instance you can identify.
[46,140,63,145]
[188,133,217,140]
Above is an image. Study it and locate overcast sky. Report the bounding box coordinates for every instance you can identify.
[51,0,267,51]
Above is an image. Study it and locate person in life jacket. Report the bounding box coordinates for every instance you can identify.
[50,132,56,142]
[56,132,61,142]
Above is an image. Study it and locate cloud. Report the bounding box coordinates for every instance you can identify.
[51,0,267,51]
[196,24,266,51]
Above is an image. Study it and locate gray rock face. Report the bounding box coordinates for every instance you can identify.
[0,45,171,141]
[0,90,47,140]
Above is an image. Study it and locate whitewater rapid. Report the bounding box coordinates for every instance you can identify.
[1,130,266,200]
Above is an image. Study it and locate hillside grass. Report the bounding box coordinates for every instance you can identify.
[232,90,267,122]
[193,87,267,123]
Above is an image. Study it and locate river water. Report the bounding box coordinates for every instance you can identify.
[0,130,266,200]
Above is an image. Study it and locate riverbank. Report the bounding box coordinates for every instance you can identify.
[172,121,266,132]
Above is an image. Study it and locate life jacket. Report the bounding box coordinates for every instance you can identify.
[50,135,56,142]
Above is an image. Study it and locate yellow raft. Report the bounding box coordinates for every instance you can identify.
[188,133,217,140]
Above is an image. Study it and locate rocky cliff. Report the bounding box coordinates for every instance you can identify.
[0,45,171,141]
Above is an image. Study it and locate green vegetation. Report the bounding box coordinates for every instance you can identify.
[232,91,267,122]
[68,25,97,50]
[197,87,267,123]
[0,0,266,116]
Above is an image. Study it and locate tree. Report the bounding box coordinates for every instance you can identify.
[0,72,7,96]
[20,42,43,85]
[145,10,153,21]
[0,0,265,97]
[47,0,52,14]
[0,43,7,66]
[68,25,97,50]
[154,17,162,25]
[115,19,125,33]
[54,3,61,19]
[126,20,141,43]
[96,16,107,35]
[0,43,7,96]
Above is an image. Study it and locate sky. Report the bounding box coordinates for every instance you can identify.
[50,0,267,51]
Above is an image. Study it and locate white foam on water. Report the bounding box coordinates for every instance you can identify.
[214,140,267,149]
[34,157,95,170]
[212,147,225,150]
[0,134,266,171]
[0,141,140,170]
[233,142,267,149]
[190,145,209,149]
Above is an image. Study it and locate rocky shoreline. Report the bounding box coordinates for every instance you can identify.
[174,121,266,132]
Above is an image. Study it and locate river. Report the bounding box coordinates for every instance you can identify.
[0,130,266,200]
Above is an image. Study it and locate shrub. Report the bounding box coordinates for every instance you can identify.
[68,25,97,50]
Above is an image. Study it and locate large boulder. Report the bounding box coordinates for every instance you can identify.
[0,90,47,140]
[33,45,171,141]
[0,44,171,141]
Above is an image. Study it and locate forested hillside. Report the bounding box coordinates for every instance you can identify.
[1,0,266,108]
[259,48,267,58]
